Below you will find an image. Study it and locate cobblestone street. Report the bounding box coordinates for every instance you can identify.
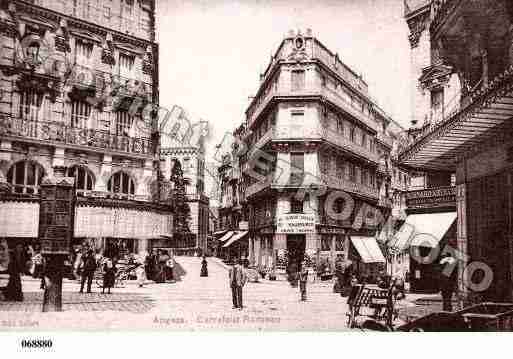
[0,257,358,331]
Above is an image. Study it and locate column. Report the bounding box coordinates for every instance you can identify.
[330,234,336,270]
[456,182,468,306]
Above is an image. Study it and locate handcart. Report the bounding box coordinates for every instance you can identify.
[397,302,513,332]
[346,284,397,329]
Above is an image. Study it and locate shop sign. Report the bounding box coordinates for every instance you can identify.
[406,186,456,209]
[276,214,316,234]
[317,226,345,234]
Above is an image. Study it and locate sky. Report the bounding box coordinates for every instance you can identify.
[155,0,412,199]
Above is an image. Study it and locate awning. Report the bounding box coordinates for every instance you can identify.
[223,231,248,248]
[390,212,456,251]
[218,231,234,243]
[350,236,385,263]
[213,230,228,236]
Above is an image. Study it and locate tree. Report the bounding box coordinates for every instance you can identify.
[170,159,192,246]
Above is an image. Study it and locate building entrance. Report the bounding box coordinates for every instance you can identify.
[286,234,306,284]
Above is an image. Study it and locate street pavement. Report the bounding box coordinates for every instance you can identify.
[0,256,422,331]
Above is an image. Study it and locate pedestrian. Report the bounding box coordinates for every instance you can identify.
[0,239,23,301]
[439,253,457,311]
[102,258,116,294]
[228,259,247,310]
[135,255,146,288]
[299,261,308,301]
[79,250,97,293]
[200,255,208,277]
[166,255,175,282]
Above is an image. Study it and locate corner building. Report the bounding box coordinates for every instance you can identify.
[243,30,398,278]
[0,0,172,257]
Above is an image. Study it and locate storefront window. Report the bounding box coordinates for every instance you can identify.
[66,165,94,191]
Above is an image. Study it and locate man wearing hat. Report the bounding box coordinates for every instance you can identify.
[228,259,247,309]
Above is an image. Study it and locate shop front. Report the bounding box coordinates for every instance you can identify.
[349,235,386,283]
[391,211,457,293]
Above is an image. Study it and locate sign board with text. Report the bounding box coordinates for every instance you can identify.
[38,177,75,255]
[276,214,316,234]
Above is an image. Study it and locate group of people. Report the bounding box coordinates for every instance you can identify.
[145,249,175,283]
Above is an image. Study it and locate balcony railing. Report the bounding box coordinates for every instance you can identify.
[378,197,393,208]
[376,131,393,148]
[246,174,274,198]
[0,116,153,156]
[247,126,275,160]
[321,174,379,200]
[247,86,377,132]
[430,0,463,37]
[321,127,379,163]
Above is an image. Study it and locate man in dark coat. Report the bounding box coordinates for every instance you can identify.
[299,261,309,301]
[228,259,247,309]
[439,253,458,311]
[79,250,97,293]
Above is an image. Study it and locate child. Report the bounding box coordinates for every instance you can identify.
[102,259,116,294]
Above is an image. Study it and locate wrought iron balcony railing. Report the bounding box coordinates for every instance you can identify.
[247,87,377,132]
[321,173,379,200]
[0,115,153,156]
[321,127,379,163]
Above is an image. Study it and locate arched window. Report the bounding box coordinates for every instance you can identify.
[107,171,135,195]
[66,166,94,191]
[7,161,45,194]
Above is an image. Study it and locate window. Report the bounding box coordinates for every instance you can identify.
[320,74,326,87]
[369,173,375,187]
[19,90,43,121]
[321,236,331,251]
[107,171,135,195]
[75,39,93,65]
[119,53,134,78]
[290,111,304,137]
[431,88,444,122]
[115,110,134,136]
[26,41,40,64]
[290,152,304,185]
[71,100,92,128]
[140,9,151,35]
[66,166,94,191]
[291,70,305,91]
[361,169,367,185]
[337,119,344,135]
[7,161,45,194]
[290,197,303,213]
[103,6,111,20]
[349,163,356,182]
[349,127,355,142]
[362,133,367,147]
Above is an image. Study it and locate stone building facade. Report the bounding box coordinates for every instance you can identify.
[218,30,412,279]
[0,0,173,258]
[400,0,513,300]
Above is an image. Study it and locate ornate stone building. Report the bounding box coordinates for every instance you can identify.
[218,30,413,279]
[400,0,513,300]
[0,0,173,257]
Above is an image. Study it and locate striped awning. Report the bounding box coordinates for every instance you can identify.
[350,236,385,263]
[390,212,456,251]
[223,231,248,248]
[218,231,234,243]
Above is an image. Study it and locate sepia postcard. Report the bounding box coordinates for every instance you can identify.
[1,0,513,338]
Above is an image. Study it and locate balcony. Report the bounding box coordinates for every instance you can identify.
[377,163,390,176]
[321,174,379,200]
[376,131,393,148]
[430,0,464,38]
[246,174,274,199]
[247,87,377,132]
[0,115,153,157]
[378,197,393,209]
[405,185,456,210]
[247,126,275,160]
[321,127,379,164]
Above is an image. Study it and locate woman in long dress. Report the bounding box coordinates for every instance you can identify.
[135,255,147,288]
[200,256,208,277]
